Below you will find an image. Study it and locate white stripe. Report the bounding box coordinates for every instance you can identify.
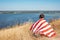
[33,20,46,33]
[37,22,48,31]
[40,25,51,31]
[44,29,53,35]
[32,20,39,29]
[48,32,55,37]
[40,22,48,29]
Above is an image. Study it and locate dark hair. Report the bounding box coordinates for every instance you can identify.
[39,13,45,18]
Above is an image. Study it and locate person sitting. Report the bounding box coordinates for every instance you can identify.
[30,13,56,38]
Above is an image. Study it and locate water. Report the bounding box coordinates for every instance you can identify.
[0,12,60,28]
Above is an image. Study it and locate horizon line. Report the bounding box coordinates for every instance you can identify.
[0,10,60,11]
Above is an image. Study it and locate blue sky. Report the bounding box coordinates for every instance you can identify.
[0,0,60,11]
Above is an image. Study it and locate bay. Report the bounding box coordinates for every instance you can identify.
[0,12,60,28]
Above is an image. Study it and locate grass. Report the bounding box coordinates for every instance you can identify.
[0,20,60,40]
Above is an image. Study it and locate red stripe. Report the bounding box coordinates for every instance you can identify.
[41,27,52,33]
[48,32,56,38]
[40,24,48,31]
[39,27,52,35]
[38,21,46,30]
[50,33,56,37]
[35,20,46,33]
[32,19,42,31]
[30,24,34,30]
[35,24,48,34]
[30,19,40,31]
[46,30,54,37]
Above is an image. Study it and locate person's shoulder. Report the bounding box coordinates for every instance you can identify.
[42,19,46,22]
[44,20,51,25]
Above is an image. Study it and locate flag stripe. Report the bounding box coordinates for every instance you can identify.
[35,20,46,33]
[44,29,53,35]
[40,24,48,30]
[40,25,51,32]
[30,24,34,30]
[39,22,48,29]
[36,22,48,33]
[32,19,42,31]
[36,20,46,31]
[48,32,55,37]
[30,19,41,31]
[30,19,56,37]
[41,27,52,33]
[33,20,46,33]
[46,30,54,36]
[50,33,56,37]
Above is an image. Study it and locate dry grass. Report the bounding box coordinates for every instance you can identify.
[0,20,60,40]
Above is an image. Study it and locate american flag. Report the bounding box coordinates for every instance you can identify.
[30,18,56,38]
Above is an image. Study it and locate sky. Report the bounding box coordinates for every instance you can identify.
[0,0,60,11]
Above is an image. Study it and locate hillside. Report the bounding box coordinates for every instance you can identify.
[0,20,60,40]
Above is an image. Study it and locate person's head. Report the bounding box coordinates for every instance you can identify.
[39,13,45,19]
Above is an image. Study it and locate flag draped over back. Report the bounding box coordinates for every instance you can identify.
[30,18,56,38]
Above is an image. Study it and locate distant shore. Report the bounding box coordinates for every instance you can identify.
[0,11,60,14]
